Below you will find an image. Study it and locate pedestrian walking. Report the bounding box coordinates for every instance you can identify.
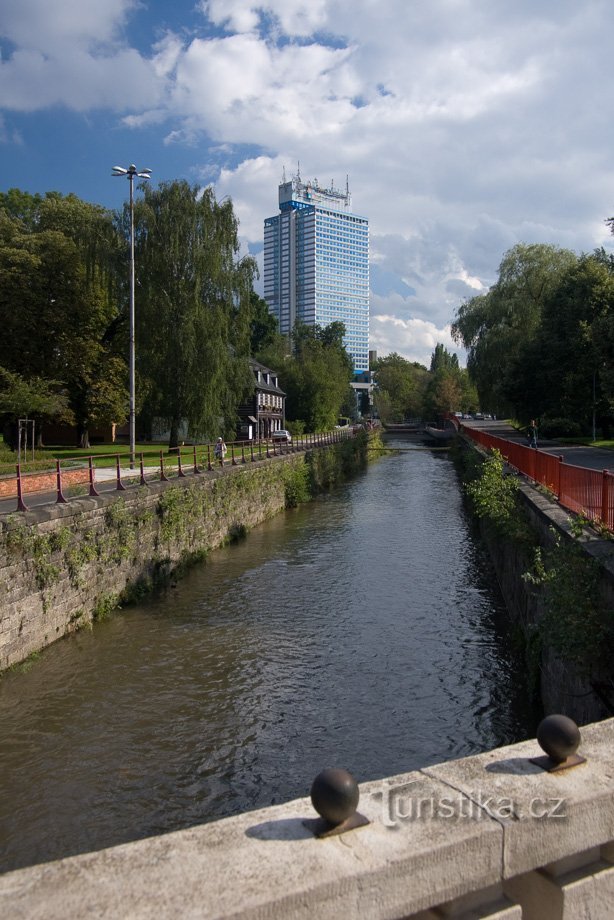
[527,419,538,449]
[214,437,227,465]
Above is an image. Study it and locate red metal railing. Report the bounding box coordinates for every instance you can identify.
[1,428,356,514]
[462,426,614,532]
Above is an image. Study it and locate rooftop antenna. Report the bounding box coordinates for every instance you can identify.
[297,160,301,182]
[282,165,286,183]
[346,175,350,197]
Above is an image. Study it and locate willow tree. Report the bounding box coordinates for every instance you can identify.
[132,181,257,445]
[452,243,577,417]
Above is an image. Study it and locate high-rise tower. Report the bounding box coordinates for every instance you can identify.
[263,170,369,375]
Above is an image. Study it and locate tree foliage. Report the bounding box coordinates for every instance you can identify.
[250,291,279,355]
[452,239,614,434]
[0,190,127,446]
[372,352,428,421]
[452,243,578,421]
[0,367,73,448]
[279,322,354,431]
[132,181,257,445]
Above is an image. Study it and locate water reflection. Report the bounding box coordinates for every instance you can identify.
[0,439,537,871]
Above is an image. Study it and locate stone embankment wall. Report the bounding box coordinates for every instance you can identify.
[2,717,613,918]
[0,439,368,670]
[457,437,614,724]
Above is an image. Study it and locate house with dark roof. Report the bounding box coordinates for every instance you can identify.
[236,360,286,440]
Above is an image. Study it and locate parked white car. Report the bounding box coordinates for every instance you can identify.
[272,429,292,443]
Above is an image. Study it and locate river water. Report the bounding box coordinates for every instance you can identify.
[0,437,536,872]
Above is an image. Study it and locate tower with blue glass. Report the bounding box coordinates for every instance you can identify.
[263,170,369,375]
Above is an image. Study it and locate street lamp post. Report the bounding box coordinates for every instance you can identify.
[112,164,152,466]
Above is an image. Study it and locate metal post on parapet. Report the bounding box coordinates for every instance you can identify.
[601,470,611,528]
[192,445,200,475]
[207,445,213,472]
[139,452,148,486]
[115,455,126,491]
[159,451,169,482]
[15,464,28,512]
[88,457,100,497]
[177,449,186,478]
[56,460,68,504]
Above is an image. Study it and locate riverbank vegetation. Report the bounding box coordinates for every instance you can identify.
[455,440,614,706]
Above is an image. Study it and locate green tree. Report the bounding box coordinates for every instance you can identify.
[0,192,127,446]
[132,181,257,446]
[0,367,72,449]
[452,243,577,418]
[430,343,459,374]
[250,291,279,355]
[372,353,428,421]
[531,254,614,433]
[423,343,463,419]
[281,322,354,431]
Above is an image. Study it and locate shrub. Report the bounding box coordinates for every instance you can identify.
[539,417,583,439]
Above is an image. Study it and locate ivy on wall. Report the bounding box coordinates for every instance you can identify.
[1,439,373,671]
[454,440,614,695]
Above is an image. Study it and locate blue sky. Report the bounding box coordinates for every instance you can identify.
[2,0,614,366]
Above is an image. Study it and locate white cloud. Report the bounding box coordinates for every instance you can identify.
[200,0,329,37]
[3,0,614,366]
[1,0,138,50]
[370,314,462,367]
[165,33,357,148]
[0,0,161,112]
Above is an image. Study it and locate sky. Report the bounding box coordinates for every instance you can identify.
[2,0,614,368]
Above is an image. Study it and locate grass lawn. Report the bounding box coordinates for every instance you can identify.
[49,443,186,465]
[548,437,614,450]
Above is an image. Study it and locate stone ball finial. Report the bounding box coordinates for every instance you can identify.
[310,768,360,827]
[537,714,581,763]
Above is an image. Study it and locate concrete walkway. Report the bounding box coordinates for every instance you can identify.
[463,419,614,473]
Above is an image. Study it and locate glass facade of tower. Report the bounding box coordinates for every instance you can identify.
[263,174,369,374]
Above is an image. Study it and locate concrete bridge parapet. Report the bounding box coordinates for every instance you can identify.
[2,718,613,918]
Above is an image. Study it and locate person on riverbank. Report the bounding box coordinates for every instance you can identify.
[527,419,538,448]
[214,437,227,464]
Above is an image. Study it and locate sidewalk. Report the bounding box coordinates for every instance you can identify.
[464,419,614,473]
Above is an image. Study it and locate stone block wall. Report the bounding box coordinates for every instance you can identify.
[0,456,300,670]
[457,438,614,724]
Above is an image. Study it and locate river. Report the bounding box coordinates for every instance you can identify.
[0,436,537,872]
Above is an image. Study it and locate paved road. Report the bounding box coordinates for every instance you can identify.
[462,419,614,472]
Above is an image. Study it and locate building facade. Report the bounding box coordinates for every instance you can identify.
[263,171,369,375]
[236,360,286,440]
